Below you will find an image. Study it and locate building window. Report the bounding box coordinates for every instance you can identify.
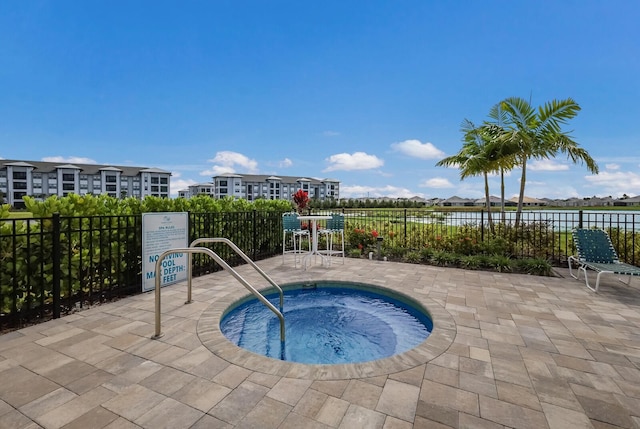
[151,185,158,192]
[13,182,27,190]
[62,173,75,181]
[106,185,117,192]
[219,180,227,186]
[13,171,27,180]
[63,183,75,191]
[151,177,159,184]
[105,175,117,183]
[160,177,168,184]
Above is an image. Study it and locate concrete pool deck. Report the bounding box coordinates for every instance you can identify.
[1,256,640,428]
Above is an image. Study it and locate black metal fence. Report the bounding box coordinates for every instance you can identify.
[2,209,638,329]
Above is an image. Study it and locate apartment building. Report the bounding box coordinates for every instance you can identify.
[177,182,215,199]
[0,159,172,208]
[206,174,340,202]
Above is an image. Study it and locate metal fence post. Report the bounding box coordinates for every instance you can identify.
[52,213,61,319]
[578,210,583,229]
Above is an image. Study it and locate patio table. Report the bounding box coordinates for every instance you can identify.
[297,215,331,269]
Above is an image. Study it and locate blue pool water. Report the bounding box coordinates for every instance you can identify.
[220,282,433,364]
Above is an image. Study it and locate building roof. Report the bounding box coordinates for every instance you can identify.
[213,173,338,186]
[0,159,171,176]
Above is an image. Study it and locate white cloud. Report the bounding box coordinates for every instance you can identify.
[584,171,640,197]
[279,158,293,168]
[419,177,454,188]
[169,177,197,196]
[340,184,423,199]
[201,151,258,176]
[41,156,98,164]
[391,139,445,160]
[528,160,569,171]
[324,152,384,172]
[605,163,620,170]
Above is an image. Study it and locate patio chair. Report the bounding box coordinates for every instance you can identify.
[568,228,640,292]
[319,213,345,265]
[282,212,310,267]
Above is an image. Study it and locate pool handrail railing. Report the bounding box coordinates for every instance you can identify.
[152,242,285,343]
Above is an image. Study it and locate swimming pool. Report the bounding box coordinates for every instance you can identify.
[220,281,433,364]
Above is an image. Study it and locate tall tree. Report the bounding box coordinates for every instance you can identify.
[436,119,496,231]
[497,97,599,226]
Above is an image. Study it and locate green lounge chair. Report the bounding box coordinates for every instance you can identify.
[568,228,640,292]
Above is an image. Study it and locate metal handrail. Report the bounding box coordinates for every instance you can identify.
[152,246,285,344]
[188,237,284,311]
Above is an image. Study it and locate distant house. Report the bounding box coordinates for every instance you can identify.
[473,196,503,207]
[508,196,546,207]
[614,196,640,206]
[439,196,475,207]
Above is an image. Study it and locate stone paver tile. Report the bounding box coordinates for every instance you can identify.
[424,363,459,387]
[376,379,420,422]
[419,379,479,416]
[139,366,196,396]
[135,397,203,429]
[247,371,281,388]
[341,379,383,409]
[415,400,458,427]
[496,380,542,411]
[102,384,166,421]
[315,396,350,427]
[188,355,229,380]
[211,364,252,389]
[41,360,99,386]
[458,412,504,428]
[0,399,12,417]
[491,356,532,388]
[0,408,41,429]
[61,406,119,429]
[479,395,548,429]
[309,380,347,397]
[19,387,76,420]
[189,414,233,429]
[171,377,231,412]
[540,402,595,429]
[209,380,269,425]
[0,366,61,408]
[531,375,582,411]
[236,396,292,429]
[66,369,114,395]
[104,333,148,351]
[459,372,498,398]
[103,360,163,392]
[266,377,313,406]
[94,352,147,375]
[429,352,460,370]
[383,416,413,429]
[103,417,144,428]
[37,386,116,428]
[338,404,386,429]
[292,388,328,418]
[169,346,213,371]
[388,364,425,387]
[576,395,633,428]
[413,415,455,428]
[470,346,491,363]
[279,412,332,429]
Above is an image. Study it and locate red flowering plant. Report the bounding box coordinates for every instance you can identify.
[292,189,309,214]
[347,227,379,254]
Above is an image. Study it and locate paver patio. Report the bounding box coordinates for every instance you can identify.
[1,256,640,428]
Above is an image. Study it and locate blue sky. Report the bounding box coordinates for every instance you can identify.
[1,1,639,200]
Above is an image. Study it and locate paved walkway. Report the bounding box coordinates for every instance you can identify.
[1,256,640,428]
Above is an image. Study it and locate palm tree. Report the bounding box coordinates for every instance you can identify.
[497,97,599,226]
[436,119,496,231]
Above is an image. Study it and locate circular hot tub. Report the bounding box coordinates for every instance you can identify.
[220,281,433,364]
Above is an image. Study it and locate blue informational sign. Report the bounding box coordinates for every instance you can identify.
[141,212,188,292]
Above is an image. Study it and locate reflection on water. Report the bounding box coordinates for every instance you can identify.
[408,210,640,231]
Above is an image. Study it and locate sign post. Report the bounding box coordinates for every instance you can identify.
[142,212,188,292]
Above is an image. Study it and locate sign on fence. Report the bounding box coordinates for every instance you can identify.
[142,212,188,292]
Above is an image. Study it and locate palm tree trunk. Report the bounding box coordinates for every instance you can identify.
[500,168,506,223]
[483,173,494,234]
[515,159,527,228]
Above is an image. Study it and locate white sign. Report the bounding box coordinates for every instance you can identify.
[142,212,188,292]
